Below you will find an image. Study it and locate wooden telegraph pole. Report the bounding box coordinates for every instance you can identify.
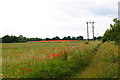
[92,22,95,41]
[86,22,89,41]
[86,21,95,41]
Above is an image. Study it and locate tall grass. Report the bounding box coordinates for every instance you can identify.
[2,41,100,78]
[75,42,118,78]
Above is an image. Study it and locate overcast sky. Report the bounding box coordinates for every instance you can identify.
[0,0,119,39]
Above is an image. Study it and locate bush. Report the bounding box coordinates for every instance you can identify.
[85,41,89,44]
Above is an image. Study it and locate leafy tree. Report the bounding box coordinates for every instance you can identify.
[2,35,27,43]
[18,35,27,42]
[2,35,11,43]
[102,18,120,44]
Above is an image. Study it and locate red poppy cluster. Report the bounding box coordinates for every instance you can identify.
[24,68,32,72]
[10,50,65,74]
[31,40,78,42]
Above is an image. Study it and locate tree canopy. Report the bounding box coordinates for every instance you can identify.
[102,18,120,44]
[1,35,85,43]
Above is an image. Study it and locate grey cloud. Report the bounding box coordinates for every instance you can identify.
[91,8,117,17]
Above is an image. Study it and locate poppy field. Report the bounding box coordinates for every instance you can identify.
[1,40,110,78]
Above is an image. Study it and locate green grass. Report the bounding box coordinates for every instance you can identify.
[2,41,100,78]
[74,41,118,78]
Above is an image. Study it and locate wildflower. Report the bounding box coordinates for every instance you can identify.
[24,62,27,64]
[12,67,14,69]
[52,53,57,56]
[47,54,51,56]
[29,63,32,65]
[47,55,50,57]
[28,69,32,72]
[16,65,19,66]
[57,54,61,57]
[24,68,28,70]
[52,58,56,60]
[29,69,32,70]
[36,58,39,60]
[16,53,23,54]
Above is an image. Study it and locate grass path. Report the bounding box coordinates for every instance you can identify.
[74,42,118,78]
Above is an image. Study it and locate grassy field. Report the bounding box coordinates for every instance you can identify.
[2,41,118,78]
[2,41,100,78]
[74,41,118,78]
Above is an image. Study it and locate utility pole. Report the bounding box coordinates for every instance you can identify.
[86,21,95,41]
[92,22,95,41]
[86,22,89,41]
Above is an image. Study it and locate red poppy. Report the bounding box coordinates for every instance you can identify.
[29,69,32,70]
[24,68,28,70]
[47,54,51,56]
[57,54,61,57]
[36,58,39,60]
[24,62,27,64]
[48,55,50,57]
[52,53,57,56]
[28,70,31,72]
[16,65,19,66]
[28,69,32,72]
[52,58,56,60]
[16,53,23,54]
[29,63,32,65]
[12,67,14,69]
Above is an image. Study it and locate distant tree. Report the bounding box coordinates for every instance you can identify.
[93,37,97,41]
[62,36,67,40]
[45,38,52,40]
[71,37,76,40]
[27,37,42,41]
[52,36,60,40]
[76,36,83,40]
[0,38,2,43]
[66,36,71,40]
[97,36,102,41]
[18,35,27,42]
[2,35,27,43]
[2,35,11,43]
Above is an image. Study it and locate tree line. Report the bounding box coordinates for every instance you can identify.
[1,34,102,43]
[102,18,120,44]
[1,35,84,43]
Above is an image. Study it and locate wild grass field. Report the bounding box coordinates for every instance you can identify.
[75,41,118,78]
[2,40,118,78]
